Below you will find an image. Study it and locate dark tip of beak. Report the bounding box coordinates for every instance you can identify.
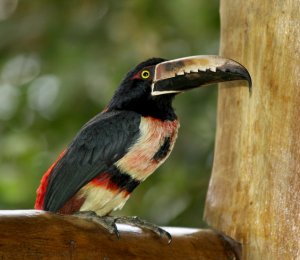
[219,62,252,93]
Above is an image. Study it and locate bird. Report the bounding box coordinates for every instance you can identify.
[35,55,251,242]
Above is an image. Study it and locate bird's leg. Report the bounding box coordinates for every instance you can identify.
[73,212,172,243]
[114,216,172,244]
[73,211,120,238]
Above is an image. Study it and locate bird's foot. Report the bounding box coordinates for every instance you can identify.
[73,211,171,243]
[73,211,120,238]
[114,216,172,244]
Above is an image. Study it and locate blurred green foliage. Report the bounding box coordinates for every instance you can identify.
[0,0,219,228]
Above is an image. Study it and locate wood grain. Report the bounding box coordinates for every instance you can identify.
[0,210,239,259]
[204,0,300,259]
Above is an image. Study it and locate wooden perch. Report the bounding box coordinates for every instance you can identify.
[0,210,240,259]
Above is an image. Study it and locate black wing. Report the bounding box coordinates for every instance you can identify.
[43,110,141,212]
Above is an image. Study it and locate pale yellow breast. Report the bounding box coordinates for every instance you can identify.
[80,184,129,216]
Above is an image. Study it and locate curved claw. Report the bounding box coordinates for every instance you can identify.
[156,226,172,244]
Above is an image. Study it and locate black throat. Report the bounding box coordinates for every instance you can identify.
[108,93,177,121]
[132,94,177,121]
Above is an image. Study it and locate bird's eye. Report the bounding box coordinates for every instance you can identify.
[141,70,150,79]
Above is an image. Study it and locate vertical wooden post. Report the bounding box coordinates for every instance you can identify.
[204,0,300,259]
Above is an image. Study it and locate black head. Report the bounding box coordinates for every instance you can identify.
[107,55,252,121]
[108,58,177,121]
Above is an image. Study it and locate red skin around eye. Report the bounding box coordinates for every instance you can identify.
[131,73,141,80]
[131,66,154,80]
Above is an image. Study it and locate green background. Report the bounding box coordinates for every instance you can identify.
[0,0,219,228]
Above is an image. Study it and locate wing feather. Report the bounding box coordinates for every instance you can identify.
[43,110,141,212]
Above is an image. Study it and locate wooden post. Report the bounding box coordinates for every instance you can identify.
[0,210,240,259]
[204,0,300,259]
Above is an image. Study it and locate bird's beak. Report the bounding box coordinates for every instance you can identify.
[151,55,252,96]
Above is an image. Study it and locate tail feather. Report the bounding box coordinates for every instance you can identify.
[34,150,66,210]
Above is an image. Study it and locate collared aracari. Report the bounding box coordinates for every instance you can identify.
[35,55,251,241]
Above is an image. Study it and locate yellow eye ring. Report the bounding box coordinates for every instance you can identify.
[141,70,150,79]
